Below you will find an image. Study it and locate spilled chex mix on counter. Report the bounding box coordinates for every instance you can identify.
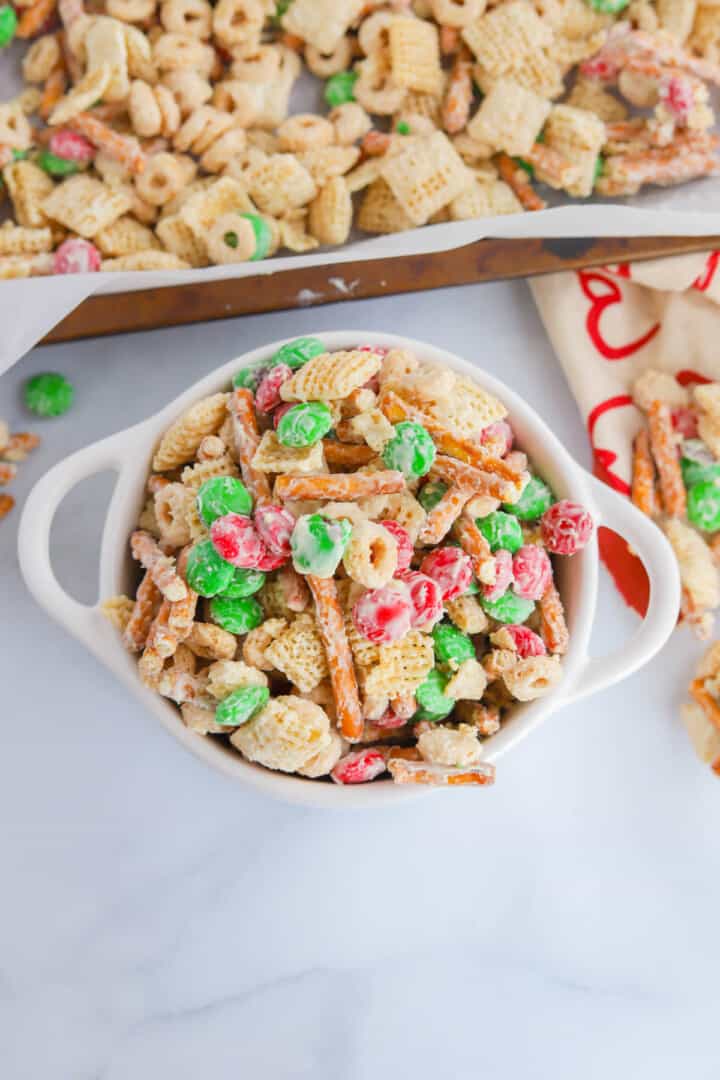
[1,1,720,279]
[105,339,595,786]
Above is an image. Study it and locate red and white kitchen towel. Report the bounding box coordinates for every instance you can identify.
[531,251,720,615]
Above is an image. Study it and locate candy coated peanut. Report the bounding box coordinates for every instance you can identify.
[276,401,333,448]
[209,594,263,634]
[476,511,523,554]
[415,668,455,722]
[291,513,351,578]
[210,513,265,569]
[352,585,413,644]
[382,421,436,479]
[185,539,235,597]
[220,566,266,598]
[215,685,269,727]
[506,475,553,521]
[271,337,325,371]
[197,476,253,525]
[432,621,475,667]
[23,372,74,417]
[481,589,535,625]
[540,501,594,556]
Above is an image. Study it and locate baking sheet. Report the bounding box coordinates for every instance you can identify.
[3,41,720,372]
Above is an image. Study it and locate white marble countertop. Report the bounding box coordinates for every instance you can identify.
[1,281,718,1080]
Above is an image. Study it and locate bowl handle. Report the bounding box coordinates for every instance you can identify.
[561,474,681,705]
[18,430,136,655]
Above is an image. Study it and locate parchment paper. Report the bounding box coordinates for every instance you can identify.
[3,41,720,372]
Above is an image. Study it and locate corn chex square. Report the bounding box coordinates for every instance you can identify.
[42,176,132,238]
[462,2,554,77]
[467,79,552,156]
[282,0,365,55]
[245,154,317,217]
[179,177,255,242]
[539,104,606,196]
[2,161,54,228]
[389,17,444,95]
[380,131,472,226]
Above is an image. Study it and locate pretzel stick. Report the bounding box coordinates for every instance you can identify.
[16,0,57,38]
[0,463,16,485]
[275,470,405,502]
[596,140,720,196]
[138,599,172,681]
[452,511,496,585]
[307,575,364,742]
[539,580,569,655]
[525,142,578,187]
[379,390,522,486]
[429,454,521,503]
[69,113,147,175]
[130,530,188,601]
[229,388,272,507]
[442,48,473,135]
[387,758,496,786]
[690,678,720,733]
[497,154,547,212]
[322,440,376,468]
[0,493,15,520]
[628,28,720,87]
[167,547,198,636]
[38,67,67,121]
[439,24,460,56]
[647,400,686,518]
[418,485,473,546]
[631,427,659,517]
[123,571,161,652]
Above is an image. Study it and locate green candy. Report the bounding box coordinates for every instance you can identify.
[23,372,74,417]
[514,157,534,178]
[271,336,325,371]
[12,148,28,160]
[481,589,535,624]
[277,401,333,447]
[291,513,351,577]
[432,621,475,667]
[415,668,455,722]
[418,479,448,512]
[0,3,17,47]
[586,0,629,11]
[233,360,269,391]
[185,540,235,597]
[244,212,272,260]
[507,475,554,521]
[687,480,720,532]
[210,595,264,634]
[215,685,269,727]
[681,440,720,488]
[37,151,80,177]
[477,510,523,553]
[593,155,605,185]
[196,476,253,525]
[220,566,266,599]
[464,578,480,596]
[324,70,358,107]
[396,121,411,135]
[382,421,436,479]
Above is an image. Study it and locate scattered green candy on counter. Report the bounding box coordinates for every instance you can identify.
[324,70,358,107]
[196,476,253,525]
[0,4,17,47]
[37,151,80,177]
[220,566,266,599]
[215,685,270,727]
[23,372,74,417]
[233,360,269,391]
[418,479,448,512]
[586,0,629,11]
[505,475,553,520]
[210,594,264,634]
[382,421,436,479]
[687,480,720,532]
[185,540,235,597]
[415,668,456,721]
[290,513,351,577]
[481,589,535,624]
[270,336,325,370]
[432,621,475,667]
[276,401,333,448]
[476,510,523,553]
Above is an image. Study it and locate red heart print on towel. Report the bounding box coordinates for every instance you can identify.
[692,252,720,293]
[587,395,634,496]
[578,270,661,360]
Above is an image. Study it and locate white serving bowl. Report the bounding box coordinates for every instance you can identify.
[19,332,680,808]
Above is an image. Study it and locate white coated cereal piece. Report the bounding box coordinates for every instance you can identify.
[107,0,158,22]
[343,520,398,588]
[0,224,53,256]
[179,176,255,241]
[153,393,229,470]
[356,178,416,233]
[694,383,720,427]
[323,502,368,527]
[136,153,188,207]
[417,723,484,766]
[698,415,720,459]
[305,37,354,78]
[230,695,332,773]
[207,659,268,699]
[297,730,346,778]
[42,176,132,238]
[154,482,193,547]
[237,47,302,130]
[633,370,690,411]
[381,131,472,226]
[431,0,485,28]
[308,178,353,246]
[278,114,334,153]
[448,178,523,219]
[330,102,373,146]
[354,54,408,116]
[181,702,228,734]
[349,408,396,453]
[298,146,361,188]
[264,614,330,693]
[656,0,697,43]
[467,79,551,156]
[462,1,553,75]
[445,658,488,699]
[101,251,191,271]
[445,594,488,635]
[213,0,263,47]
[84,16,130,102]
[160,0,212,38]
[503,655,563,702]
[0,105,36,153]
[242,618,288,670]
[277,211,319,254]
[281,350,383,403]
[567,78,629,123]
[185,622,237,661]
[681,702,720,767]
[245,154,317,217]
[155,214,209,267]
[164,69,213,116]
[153,31,215,75]
[281,0,364,55]
[252,431,325,475]
[389,16,444,95]
[49,63,113,126]
[22,35,61,83]
[205,213,258,264]
[536,104,606,198]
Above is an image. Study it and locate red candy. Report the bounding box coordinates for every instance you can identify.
[671,407,698,439]
[272,402,294,429]
[420,546,473,601]
[661,76,694,120]
[381,520,413,571]
[481,420,513,456]
[503,625,547,658]
[482,548,514,602]
[255,504,294,557]
[210,513,264,568]
[254,364,292,413]
[331,748,387,784]
[373,709,407,729]
[541,500,593,556]
[53,238,101,275]
[512,544,552,601]
[353,585,413,643]
[396,570,444,629]
[49,129,95,163]
[256,548,288,572]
